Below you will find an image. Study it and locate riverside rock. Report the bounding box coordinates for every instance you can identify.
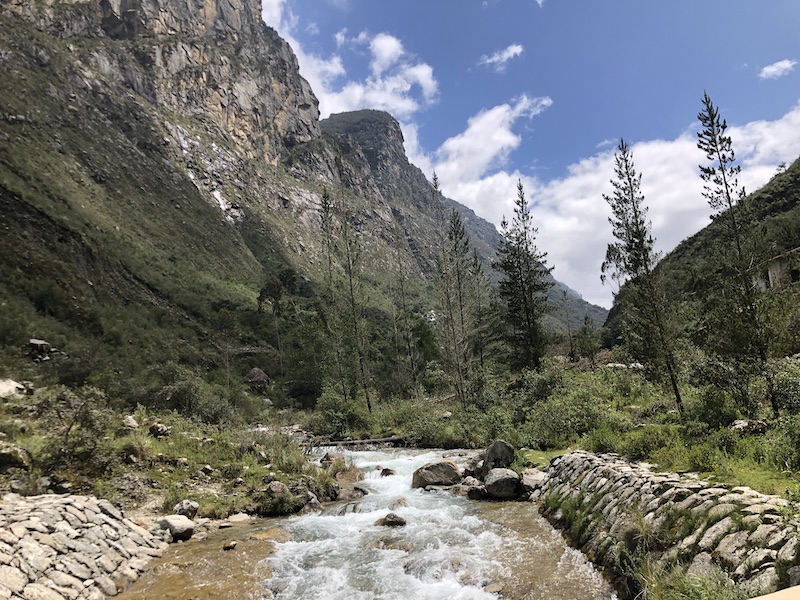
[484,468,521,500]
[411,461,461,489]
[478,440,515,479]
[0,493,167,597]
[158,515,195,542]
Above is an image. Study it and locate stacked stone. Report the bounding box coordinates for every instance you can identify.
[0,494,168,599]
[533,451,800,595]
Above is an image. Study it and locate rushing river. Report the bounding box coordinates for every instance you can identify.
[121,449,617,600]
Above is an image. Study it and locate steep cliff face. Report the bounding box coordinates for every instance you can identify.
[3,0,319,163]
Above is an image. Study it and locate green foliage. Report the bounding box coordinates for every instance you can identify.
[621,425,683,461]
[685,386,739,429]
[771,356,800,414]
[766,415,800,471]
[309,386,370,439]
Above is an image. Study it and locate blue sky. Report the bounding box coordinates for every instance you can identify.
[262,0,800,308]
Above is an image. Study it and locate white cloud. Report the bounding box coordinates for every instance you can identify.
[262,6,437,120]
[429,101,800,308]
[478,44,524,72]
[758,59,797,80]
[370,33,404,76]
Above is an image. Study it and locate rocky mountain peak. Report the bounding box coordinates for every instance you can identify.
[321,110,408,175]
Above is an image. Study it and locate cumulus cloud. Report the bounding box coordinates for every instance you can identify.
[370,33,404,76]
[758,59,797,79]
[429,101,800,308]
[262,5,437,120]
[478,44,524,72]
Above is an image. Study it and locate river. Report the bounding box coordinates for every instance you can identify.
[120,449,617,599]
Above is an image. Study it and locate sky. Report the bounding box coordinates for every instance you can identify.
[261,0,800,308]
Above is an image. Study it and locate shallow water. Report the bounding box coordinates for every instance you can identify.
[121,449,616,600]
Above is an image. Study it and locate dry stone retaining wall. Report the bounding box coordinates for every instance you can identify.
[0,493,168,599]
[533,451,800,596]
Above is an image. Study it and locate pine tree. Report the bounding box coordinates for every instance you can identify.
[494,180,553,370]
[602,139,684,416]
[696,92,776,417]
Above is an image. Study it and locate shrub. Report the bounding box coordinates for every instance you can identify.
[686,386,739,429]
[766,415,800,471]
[583,427,623,454]
[524,388,602,448]
[308,387,369,439]
[772,357,800,414]
[621,425,683,461]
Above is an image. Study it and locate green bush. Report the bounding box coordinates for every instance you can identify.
[621,425,683,461]
[583,427,623,454]
[766,415,800,471]
[686,386,739,429]
[772,357,800,414]
[524,388,602,448]
[309,386,370,439]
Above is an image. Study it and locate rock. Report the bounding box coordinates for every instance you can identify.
[374,513,406,527]
[200,464,214,476]
[337,486,367,502]
[173,499,199,519]
[788,565,800,587]
[148,422,171,438]
[300,492,322,514]
[520,468,547,496]
[467,486,488,501]
[0,379,25,399]
[0,566,26,594]
[484,468,521,500]
[158,515,195,542]
[731,419,767,435]
[222,540,238,551]
[0,441,32,472]
[123,415,139,429]
[390,497,408,510]
[686,552,721,580]
[267,481,289,497]
[380,468,396,477]
[411,460,461,488]
[478,440,515,479]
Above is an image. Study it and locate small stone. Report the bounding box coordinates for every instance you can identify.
[374,513,406,527]
[21,583,66,600]
[158,515,194,542]
[172,500,199,519]
[222,540,238,551]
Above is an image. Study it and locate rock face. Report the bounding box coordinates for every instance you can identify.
[2,0,319,165]
[0,493,168,598]
[411,461,461,489]
[536,451,800,596]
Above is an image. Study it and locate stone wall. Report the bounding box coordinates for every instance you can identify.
[533,451,800,597]
[0,493,168,599]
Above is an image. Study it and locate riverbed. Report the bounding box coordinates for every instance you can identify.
[119,449,617,599]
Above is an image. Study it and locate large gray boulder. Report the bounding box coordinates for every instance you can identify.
[0,441,32,472]
[484,468,521,500]
[411,460,461,488]
[159,515,195,542]
[479,440,515,480]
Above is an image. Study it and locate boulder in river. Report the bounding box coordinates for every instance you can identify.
[374,512,407,527]
[159,515,195,542]
[478,440,515,479]
[484,468,521,500]
[520,468,547,497]
[411,460,461,488]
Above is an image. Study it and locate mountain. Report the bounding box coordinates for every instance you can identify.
[0,0,605,407]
